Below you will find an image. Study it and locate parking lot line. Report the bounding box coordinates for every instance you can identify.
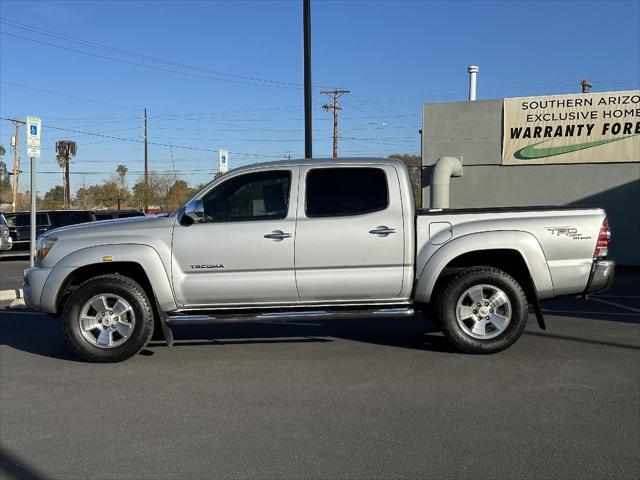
[589,297,640,313]
[596,295,640,299]
[542,309,640,317]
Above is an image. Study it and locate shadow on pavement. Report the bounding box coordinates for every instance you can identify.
[0,311,457,361]
[165,316,456,353]
[0,446,48,480]
[525,330,639,351]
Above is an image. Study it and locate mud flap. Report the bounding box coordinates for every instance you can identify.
[530,287,546,330]
[158,309,174,347]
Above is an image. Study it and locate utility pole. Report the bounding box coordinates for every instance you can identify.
[303,0,312,158]
[144,108,149,213]
[321,89,350,158]
[9,119,22,212]
[581,79,592,93]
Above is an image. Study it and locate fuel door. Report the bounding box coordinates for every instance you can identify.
[429,221,453,245]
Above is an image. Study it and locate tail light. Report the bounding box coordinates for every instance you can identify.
[594,217,610,258]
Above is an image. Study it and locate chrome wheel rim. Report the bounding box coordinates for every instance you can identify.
[455,284,512,340]
[78,294,136,349]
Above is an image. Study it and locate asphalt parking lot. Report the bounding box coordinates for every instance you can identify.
[0,258,638,479]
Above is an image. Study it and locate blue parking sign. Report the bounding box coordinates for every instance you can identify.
[30,125,37,135]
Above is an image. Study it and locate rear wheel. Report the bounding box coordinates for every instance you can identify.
[62,274,154,362]
[436,266,528,354]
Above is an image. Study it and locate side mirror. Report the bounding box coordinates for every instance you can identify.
[183,199,205,224]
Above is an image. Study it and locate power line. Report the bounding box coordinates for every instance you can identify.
[0,17,305,89]
[0,30,302,90]
[0,117,281,158]
[0,81,142,111]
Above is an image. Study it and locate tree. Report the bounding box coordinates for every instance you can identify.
[389,154,422,207]
[131,172,173,211]
[56,140,77,208]
[0,158,11,206]
[130,174,199,212]
[0,146,9,205]
[166,179,197,211]
[116,165,128,209]
[40,185,65,210]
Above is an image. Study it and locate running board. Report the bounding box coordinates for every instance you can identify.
[166,307,415,325]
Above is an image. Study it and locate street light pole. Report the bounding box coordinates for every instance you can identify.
[303,0,312,159]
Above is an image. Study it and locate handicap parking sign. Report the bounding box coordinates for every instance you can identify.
[26,115,42,158]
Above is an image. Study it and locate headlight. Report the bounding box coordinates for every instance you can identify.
[36,236,57,262]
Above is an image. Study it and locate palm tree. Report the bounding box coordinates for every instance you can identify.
[116,164,128,209]
[55,140,77,208]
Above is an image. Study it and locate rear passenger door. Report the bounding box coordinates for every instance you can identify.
[294,165,406,302]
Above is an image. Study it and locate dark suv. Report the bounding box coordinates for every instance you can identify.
[3,210,96,251]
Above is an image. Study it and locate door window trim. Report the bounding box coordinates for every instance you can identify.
[304,166,390,218]
[200,169,293,223]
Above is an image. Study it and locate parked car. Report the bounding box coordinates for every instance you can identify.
[23,158,615,362]
[92,210,145,221]
[4,210,96,251]
[0,214,13,251]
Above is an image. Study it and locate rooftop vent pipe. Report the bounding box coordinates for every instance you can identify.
[468,65,479,101]
[431,156,463,209]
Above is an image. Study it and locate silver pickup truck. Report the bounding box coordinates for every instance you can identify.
[24,158,615,362]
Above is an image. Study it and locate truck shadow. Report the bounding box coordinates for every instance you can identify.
[159,316,456,353]
[0,311,455,362]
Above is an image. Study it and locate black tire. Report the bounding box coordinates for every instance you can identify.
[62,274,155,362]
[436,266,528,354]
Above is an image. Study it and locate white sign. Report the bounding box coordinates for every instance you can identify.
[503,91,640,165]
[26,115,41,158]
[219,149,229,173]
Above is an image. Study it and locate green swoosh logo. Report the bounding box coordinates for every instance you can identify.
[514,135,637,160]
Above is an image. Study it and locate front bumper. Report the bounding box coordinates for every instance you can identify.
[23,267,52,311]
[0,236,12,251]
[583,259,615,296]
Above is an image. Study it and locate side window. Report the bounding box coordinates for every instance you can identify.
[201,170,291,222]
[306,167,388,217]
[53,211,92,226]
[37,213,50,226]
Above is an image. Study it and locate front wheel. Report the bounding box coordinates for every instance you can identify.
[436,266,528,354]
[62,274,155,362]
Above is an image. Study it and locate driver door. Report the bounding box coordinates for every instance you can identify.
[171,168,299,307]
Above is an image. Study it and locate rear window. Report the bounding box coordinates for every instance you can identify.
[305,167,389,217]
[0,215,5,226]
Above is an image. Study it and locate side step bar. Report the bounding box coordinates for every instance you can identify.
[166,307,415,325]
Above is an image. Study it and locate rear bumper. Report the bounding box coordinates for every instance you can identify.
[583,259,615,296]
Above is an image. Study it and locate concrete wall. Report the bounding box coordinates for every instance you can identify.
[422,100,640,265]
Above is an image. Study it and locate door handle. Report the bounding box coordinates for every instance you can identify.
[264,230,292,241]
[369,226,396,236]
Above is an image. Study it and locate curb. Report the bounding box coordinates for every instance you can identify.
[0,289,23,302]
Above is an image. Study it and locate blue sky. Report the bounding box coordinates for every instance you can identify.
[1,0,639,194]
